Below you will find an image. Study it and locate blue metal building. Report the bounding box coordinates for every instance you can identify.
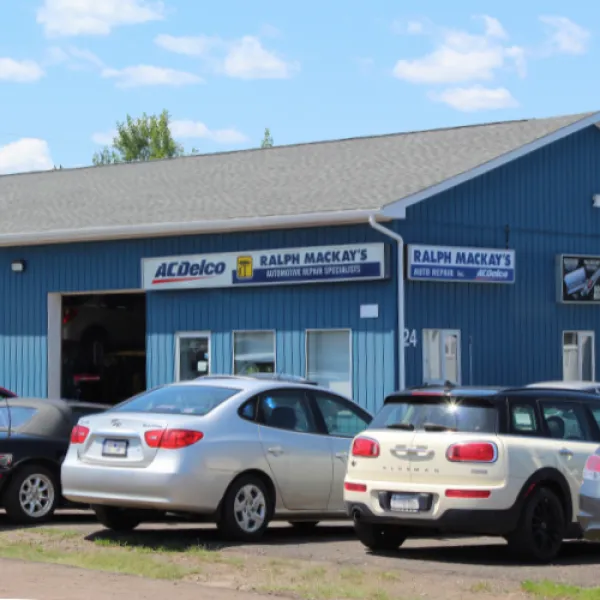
[0,110,599,411]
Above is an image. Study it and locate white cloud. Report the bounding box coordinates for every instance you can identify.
[539,16,590,55]
[44,45,104,70]
[155,33,298,80]
[170,120,248,144]
[407,21,424,35]
[93,121,248,146]
[0,138,54,174]
[430,85,518,112]
[0,58,44,82]
[393,16,525,84]
[101,65,203,88]
[37,0,164,37]
[154,34,222,56]
[391,19,428,35]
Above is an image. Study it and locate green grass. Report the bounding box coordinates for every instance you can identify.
[470,581,493,593]
[0,540,194,580]
[523,580,600,599]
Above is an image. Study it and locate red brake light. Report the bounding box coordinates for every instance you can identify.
[70,425,89,444]
[446,442,497,463]
[344,482,367,492]
[445,489,491,499]
[144,429,203,449]
[584,455,600,474]
[351,436,380,458]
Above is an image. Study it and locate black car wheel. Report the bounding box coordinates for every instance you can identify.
[506,486,565,563]
[3,464,59,524]
[217,474,273,542]
[93,505,142,532]
[354,520,407,552]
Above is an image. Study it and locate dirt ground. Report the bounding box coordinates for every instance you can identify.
[2,513,600,599]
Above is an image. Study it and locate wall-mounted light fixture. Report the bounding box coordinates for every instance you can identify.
[10,260,26,273]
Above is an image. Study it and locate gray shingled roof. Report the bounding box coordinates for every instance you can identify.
[0,111,595,239]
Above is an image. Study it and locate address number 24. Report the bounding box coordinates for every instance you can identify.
[403,328,417,347]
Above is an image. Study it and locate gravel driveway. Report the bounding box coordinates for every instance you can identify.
[11,512,600,588]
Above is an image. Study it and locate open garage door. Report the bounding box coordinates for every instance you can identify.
[60,293,146,405]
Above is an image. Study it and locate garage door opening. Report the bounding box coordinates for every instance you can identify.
[60,293,146,405]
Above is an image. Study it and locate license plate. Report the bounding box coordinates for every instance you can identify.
[102,439,128,457]
[390,493,420,512]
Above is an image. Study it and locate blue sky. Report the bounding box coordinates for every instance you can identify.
[0,0,596,173]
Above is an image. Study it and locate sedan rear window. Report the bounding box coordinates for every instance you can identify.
[109,385,242,416]
[369,394,498,433]
[0,406,38,430]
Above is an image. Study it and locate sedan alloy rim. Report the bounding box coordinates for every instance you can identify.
[233,484,266,533]
[19,474,55,518]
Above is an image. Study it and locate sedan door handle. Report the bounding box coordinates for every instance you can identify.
[335,451,348,459]
[559,448,573,457]
[267,446,284,456]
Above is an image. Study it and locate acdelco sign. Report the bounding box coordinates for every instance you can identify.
[151,259,227,285]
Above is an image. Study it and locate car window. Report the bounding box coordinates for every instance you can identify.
[69,407,105,426]
[509,403,539,435]
[239,397,258,422]
[109,385,242,415]
[313,393,370,438]
[258,390,317,434]
[0,406,38,430]
[540,400,593,441]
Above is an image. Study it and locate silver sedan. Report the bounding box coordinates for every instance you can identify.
[61,374,372,541]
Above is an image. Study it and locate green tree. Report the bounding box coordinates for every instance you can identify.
[261,127,274,148]
[93,109,186,166]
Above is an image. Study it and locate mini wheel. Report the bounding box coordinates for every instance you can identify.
[354,520,407,552]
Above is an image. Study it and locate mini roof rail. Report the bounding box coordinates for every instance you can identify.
[197,373,319,385]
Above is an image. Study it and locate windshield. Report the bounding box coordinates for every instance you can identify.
[0,406,38,431]
[369,395,498,433]
[108,385,242,416]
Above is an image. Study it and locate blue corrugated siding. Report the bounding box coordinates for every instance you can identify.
[396,125,600,387]
[0,224,395,412]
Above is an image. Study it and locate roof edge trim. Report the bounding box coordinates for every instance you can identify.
[0,209,389,248]
[381,111,600,218]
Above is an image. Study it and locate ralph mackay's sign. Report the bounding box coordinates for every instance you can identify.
[142,243,389,291]
[407,244,516,284]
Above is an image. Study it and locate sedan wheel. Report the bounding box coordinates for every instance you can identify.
[218,475,272,541]
[3,465,58,524]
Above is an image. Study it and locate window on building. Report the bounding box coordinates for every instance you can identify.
[422,329,461,384]
[233,331,275,374]
[563,331,595,381]
[306,330,352,397]
[175,332,211,381]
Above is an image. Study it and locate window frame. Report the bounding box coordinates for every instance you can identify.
[308,390,372,439]
[305,328,353,397]
[422,328,462,384]
[537,397,596,442]
[174,331,212,382]
[232,329,277,375]
[562,330,595,381]
[255,387,324,435]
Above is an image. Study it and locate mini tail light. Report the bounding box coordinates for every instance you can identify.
[70,425,89,444]
[344,482,367,492]
[446,441,497,463]
[351,436,380,458]
[63,308,78,325]
[445,489,491,499]
[144,429,203,449]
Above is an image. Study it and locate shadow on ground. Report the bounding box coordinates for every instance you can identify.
[0,509,97,532]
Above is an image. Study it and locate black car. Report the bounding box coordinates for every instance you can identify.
[0,397,110,524]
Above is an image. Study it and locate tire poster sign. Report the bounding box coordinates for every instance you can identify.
[558,254,600,303]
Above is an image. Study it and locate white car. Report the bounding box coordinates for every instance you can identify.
[343,384,600,563]
[527,380,600,394]
[61,374,372,541]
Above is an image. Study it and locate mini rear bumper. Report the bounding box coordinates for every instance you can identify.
[61,460,231,514]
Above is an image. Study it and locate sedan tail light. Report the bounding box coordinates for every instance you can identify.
[351,436,380,458]
[446,441,497,463]
[144,429,203,449]
[70,425,90,444]
[583,454,600,480]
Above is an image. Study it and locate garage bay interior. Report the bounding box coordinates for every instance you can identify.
[60,293,146,405]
